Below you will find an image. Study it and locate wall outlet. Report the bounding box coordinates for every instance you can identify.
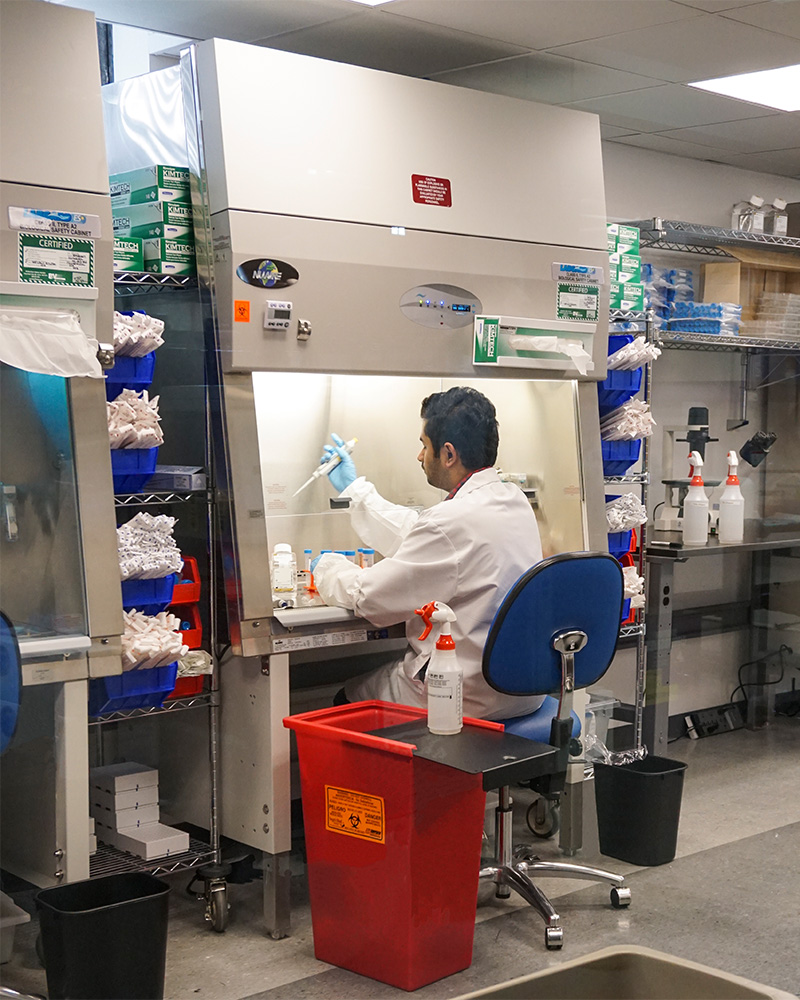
[685,703,744,739]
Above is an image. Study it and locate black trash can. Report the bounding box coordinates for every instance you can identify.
[593,756,688,866]
[35,872,170,1000]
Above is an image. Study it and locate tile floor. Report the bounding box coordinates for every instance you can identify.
[2,715,799,1000]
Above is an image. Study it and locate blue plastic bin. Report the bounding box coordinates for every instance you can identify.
[601,439,641,476]
[88,663,178,717]
[621,598,632,622]
[598,367,643,415]
[608,530,633,561]
[104,352,156,401]
[121,574,177,615]
[111,446,159,494]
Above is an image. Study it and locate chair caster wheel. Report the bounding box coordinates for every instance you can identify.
[526,795,559,839]
[545,926,564,950]
[611,885,631,908]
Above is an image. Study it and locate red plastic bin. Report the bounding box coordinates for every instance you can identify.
[168,603,202,650]
[284,701,488,991]
[166,675,204,700]
[170,557,201,605]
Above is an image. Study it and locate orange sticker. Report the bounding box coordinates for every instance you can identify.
[234,300,250,322]
[325,785,385,844]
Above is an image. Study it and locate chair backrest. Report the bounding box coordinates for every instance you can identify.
[482,552,623,697]
[0,611,22,755]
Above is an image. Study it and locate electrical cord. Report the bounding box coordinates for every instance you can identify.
[729,644,792,712]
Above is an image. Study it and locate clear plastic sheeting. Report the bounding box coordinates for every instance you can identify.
[584,731,647,766]
[0,306,102,378]
[506,334,593,376]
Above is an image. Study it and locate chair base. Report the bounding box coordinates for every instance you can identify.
[480,787,631,950]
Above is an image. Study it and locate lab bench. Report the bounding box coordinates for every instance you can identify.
[643,521,800,752]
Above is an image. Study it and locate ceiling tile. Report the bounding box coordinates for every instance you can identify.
[717,147,800,178]
[565,83,777,131]
[674,0,771,10]
[548,12,800,82]
[721,0,800,40]
[657,113,800,152]
[387,0,700,50]
[256,9,528,76]
[58,0,359,41]
[609,131,750,162]
[430,51,662,105]
[600,123,641,138]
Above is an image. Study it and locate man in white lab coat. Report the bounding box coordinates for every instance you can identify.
[312,386,545,721]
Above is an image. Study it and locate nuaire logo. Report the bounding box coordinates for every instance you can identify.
[236,258,299,289]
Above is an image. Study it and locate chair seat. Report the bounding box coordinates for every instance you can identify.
[498,694,581,743]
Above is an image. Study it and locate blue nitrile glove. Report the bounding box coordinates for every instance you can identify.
[310,554,322,573]
[321,432,357,493]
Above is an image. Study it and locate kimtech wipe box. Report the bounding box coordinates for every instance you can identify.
[113,237,144,271]
[607,223,640,255]
[609,281,644,312]
[112,201,194,241]
[143,238,197,276]
[110,165,191,206]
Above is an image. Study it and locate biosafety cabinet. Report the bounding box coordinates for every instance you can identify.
[169,38,617,935]
[0,1,121,885]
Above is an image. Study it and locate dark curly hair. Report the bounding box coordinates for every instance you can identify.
[420,386,499,469]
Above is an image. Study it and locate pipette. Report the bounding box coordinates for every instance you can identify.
[292,437,357,498]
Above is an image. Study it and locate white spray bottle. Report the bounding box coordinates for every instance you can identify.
[415,601,462,735]
[718,450,745,544]
[682,451,709,546]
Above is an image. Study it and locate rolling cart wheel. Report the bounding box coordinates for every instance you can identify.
[526,795,559,839]
[545,926,563,950]
[207,883,229,933]
[610,885,631,908]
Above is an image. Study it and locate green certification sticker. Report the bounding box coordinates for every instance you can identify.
[557,283,598,321]
[19,233,94,286]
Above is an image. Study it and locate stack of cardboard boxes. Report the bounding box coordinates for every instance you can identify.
[607,224,643,313]
[90,761,190,859]
[110,165,196,276]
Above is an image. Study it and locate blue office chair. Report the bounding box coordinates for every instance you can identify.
[0,611,22,756]
[479,551,631,950]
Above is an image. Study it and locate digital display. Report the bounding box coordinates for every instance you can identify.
[272,309,291,319]
[451,303,471,312]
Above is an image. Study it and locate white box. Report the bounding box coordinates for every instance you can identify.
[90,783,159,812]
[90,762,158,794]
[89,834,98,854]
[97,820,189,860]
[1,892,30,964]
[146,465,207,492]
[91,801,160,830]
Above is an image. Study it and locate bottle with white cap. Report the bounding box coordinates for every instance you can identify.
[682,451,709,547]
[718,451,745,544]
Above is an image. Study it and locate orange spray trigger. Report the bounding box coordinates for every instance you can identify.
[415,601,437,641]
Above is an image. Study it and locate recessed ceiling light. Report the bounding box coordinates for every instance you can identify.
[689,64,800,113]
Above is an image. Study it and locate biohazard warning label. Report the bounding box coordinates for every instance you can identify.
[325,786,385,844]
[411,174,452,207]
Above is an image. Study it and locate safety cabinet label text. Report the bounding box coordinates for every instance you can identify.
[325,785,385,844]
[556,283,599,321]
[411,174,452,207]
[18,233,94,286]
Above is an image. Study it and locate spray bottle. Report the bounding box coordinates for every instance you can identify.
[415,601,462,735]
[718,450,745,544]
[682,451,709,546]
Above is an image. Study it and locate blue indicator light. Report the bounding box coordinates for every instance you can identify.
[425,299,430,306]
[439,300,445,307]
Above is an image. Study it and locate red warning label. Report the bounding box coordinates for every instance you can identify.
[411,174,452,207]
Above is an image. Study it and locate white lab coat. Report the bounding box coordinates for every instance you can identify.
[313,469,545,721]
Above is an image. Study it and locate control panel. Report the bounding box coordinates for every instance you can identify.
[264,300,292,331]
[399,283,482,330]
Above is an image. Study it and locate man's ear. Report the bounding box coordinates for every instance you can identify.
[441,442,457,467]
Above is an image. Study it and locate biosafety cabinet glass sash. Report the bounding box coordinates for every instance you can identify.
[0,363,88,641]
